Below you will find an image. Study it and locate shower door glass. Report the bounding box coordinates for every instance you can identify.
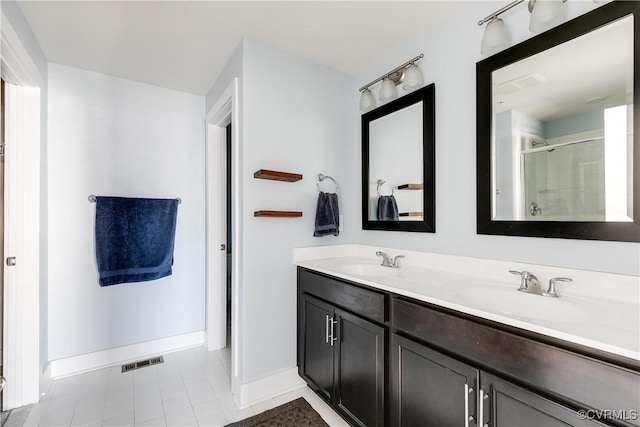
[522,139,606,221]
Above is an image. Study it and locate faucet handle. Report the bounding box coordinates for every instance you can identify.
[392,255,405,268]
[509,270,528,277]
[544,277,572,298]
[509,270,527,290]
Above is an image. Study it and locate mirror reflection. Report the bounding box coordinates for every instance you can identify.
[492,15,634,222]
[368,101,424,221]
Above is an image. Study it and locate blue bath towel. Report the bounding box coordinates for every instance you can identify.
[377,195,399,221]
[95,196,179,286]
[313,192,340,237]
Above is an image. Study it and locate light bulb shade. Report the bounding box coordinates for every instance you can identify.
[402,64,424,92]
[481,17,509,56]
[359,88,377,112]
[529,0,566,33]
[379,77,398,102]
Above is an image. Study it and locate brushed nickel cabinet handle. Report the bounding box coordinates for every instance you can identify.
[330,318,338,346]
[325,315,330,344]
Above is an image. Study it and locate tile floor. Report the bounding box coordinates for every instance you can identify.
[5,346,346,427]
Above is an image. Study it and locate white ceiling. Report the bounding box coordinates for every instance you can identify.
[493,14,633,121]
[18,1,465,95]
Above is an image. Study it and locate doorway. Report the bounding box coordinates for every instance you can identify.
[205,77,241,388]
[0,12,43,410]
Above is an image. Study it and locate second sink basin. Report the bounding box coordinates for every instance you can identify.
[455,286,589,323]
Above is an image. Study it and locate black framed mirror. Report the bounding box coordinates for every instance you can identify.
[362,84,435,232]
[477,1,639,242]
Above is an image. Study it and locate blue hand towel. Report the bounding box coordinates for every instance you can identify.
[377,195,399,221]
[95,196,179,286]
[313,192,340,237]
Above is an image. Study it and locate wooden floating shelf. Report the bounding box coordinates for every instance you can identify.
[399,212,423,217]
[254,210,303,217]
[253,169,303,182]
[397,183,424,190]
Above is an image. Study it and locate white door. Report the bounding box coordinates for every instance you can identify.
[2,80,40,410]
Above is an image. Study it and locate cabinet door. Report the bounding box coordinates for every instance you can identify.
[391,334,479,427]
[480,372,607,427]
[300,295,335,401]
[334,309,385,427]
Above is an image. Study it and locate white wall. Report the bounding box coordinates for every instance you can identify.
[239,38,354,382]
[47,64,206,360]
[352,1,640,275]
[205,41,243,115]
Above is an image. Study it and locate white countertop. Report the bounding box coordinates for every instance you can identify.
[295,250,640,361]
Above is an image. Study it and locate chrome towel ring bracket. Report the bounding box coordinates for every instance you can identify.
[376,179,394,197]
[317,174,339,193]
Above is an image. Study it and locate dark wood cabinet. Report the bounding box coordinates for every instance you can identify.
[297,267,640,427]
[391,333,478,427]
[480,371,606,427]
[300,295,334,401]
[391,332,608,427]
[334,309,385,427]
[298,272,386,427]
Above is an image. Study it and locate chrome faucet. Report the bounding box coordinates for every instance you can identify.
[509,270,543,295]
[376,251,404,268]
[509,271,573,297]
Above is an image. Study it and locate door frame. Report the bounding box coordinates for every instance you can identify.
[205,78,242,384]
[0,9,43,410]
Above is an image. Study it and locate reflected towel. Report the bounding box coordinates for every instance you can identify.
[313,192,340,237]
[95,196,179,286]
[377,195,399,221]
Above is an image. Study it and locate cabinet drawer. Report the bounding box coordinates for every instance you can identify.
[392,297,640,424]
[298,268,387,324]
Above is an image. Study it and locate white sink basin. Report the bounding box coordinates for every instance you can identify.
[455,287,589,322]
[335,263,401,278]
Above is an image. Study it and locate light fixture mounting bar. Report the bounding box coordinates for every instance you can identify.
[478,0,524,26]
[359,54,424,92]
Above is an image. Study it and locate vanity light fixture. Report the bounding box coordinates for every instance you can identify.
[359,88,377,111]
[402,64,424,92]
[359,54,424,112]
[481,17,510,56]
[379,78,398,102]
[529,0,566,33]
[478,0,567,55]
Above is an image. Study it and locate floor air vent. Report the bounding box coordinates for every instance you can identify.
[121,356,164,373]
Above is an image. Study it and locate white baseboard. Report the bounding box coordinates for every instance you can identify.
[234,367,306,408]
[49,331,205,379]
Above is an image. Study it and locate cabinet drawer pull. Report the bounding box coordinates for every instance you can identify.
[325,315,330,344]
[479,388,487,426]
[464,383,472,427]
[330,318,338,346]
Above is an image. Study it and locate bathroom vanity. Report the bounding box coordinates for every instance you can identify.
[295,249,640,427]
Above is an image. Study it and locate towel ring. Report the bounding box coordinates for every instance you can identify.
[88,195,181,204]
[316,174,339,193]
[376,179,394,197]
